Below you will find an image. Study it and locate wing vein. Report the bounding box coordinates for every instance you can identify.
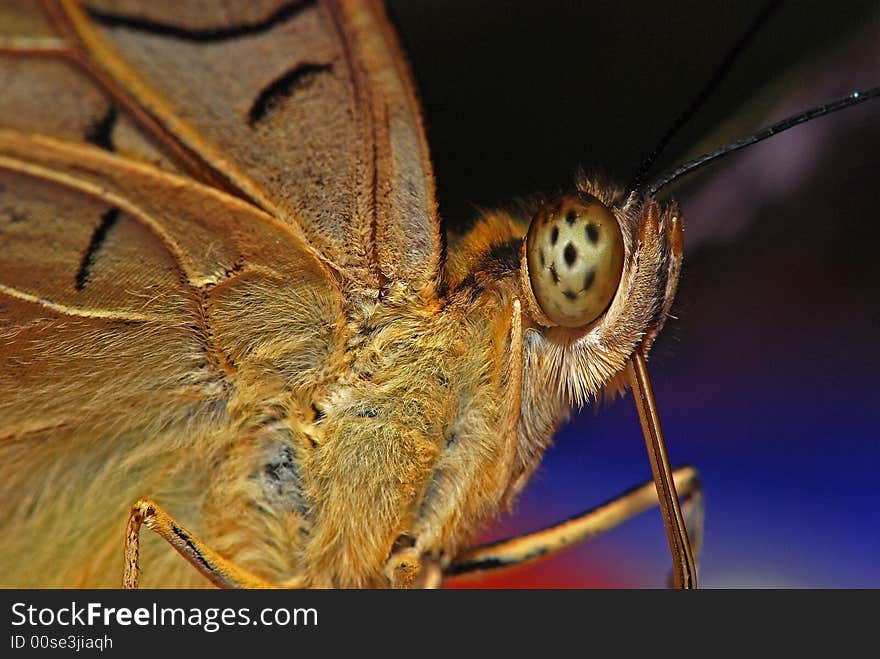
[0,283,158,322]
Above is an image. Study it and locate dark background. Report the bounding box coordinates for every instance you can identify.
[388,1,880,587]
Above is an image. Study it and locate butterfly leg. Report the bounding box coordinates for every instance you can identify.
[667,475,704,588]
[384,546,444,589]
[124,498,300,589]
[446,465,703,582]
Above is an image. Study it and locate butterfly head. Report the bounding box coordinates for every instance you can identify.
[517,181,683,404]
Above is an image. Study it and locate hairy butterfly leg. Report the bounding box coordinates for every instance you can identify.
[124,499,302,589]
[446,466,702,582]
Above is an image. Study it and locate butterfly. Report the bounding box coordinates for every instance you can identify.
[1,0,877,590]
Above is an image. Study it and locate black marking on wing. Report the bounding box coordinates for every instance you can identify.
[564,243,577,266]
[566,209,577,225]
[248,63,333,127]
[563,289,577,300]
[84,105,117,151]
[75,207,120,291]
[85,0,313,43]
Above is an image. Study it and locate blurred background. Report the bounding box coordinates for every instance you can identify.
[388,0,880,588]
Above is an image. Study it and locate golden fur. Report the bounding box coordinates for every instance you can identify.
[0,1,682,588]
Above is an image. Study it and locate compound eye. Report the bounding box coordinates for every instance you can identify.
[525,193,624,327]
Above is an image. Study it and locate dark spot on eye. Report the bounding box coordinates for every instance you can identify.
[564,243,577,266]
[549,263,559,284]
[550,226,559,245]
[539,249,545,268]
[563,289,577,300]
[586,223,599,243]
[583,268,596,290]
[566,210,577,225]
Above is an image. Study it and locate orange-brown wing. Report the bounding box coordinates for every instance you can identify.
[0,0,441,290]
[0,0,439,586]
[0,130,345,586]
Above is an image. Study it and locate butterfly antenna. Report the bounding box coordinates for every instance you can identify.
[640,85,880,199]
[623,0,782,200]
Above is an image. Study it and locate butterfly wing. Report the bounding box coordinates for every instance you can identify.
[38,0,441,289]
[0,0,440,586]
[0,131,346,586]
